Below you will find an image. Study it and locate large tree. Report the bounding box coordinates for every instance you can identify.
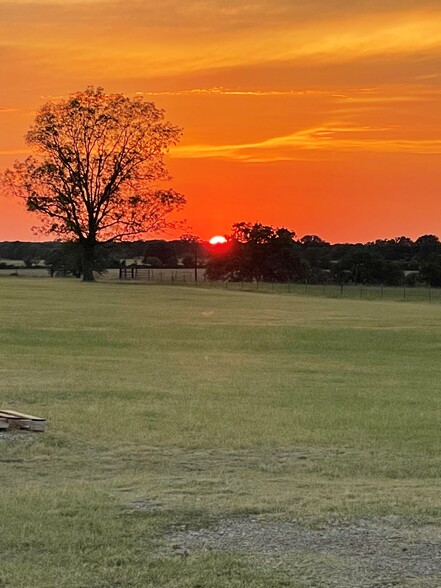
[206,222,305,282]
[2,87,185,280]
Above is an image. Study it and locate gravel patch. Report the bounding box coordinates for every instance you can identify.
[166,516,441,587]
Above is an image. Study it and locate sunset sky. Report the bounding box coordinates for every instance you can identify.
[1,0,441,242]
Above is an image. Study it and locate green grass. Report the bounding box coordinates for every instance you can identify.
[205,279,439,303]
[1,279,440,586]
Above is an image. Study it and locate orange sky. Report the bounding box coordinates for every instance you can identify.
[1,0,441,242]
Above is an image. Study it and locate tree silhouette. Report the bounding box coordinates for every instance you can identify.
[2,87,184,280]
[207,222,304,282]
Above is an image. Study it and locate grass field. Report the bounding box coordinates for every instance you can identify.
[1,278,440,586]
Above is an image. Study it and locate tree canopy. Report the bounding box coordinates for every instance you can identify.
[206,224,441,286]
[207,222,305,282]
[2,87,185,280]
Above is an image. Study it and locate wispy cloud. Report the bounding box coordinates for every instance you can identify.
[138,85,441,103]
[78,12,441,78]
[335,85,441,105]
[172,123,441,161]
[137,88,338,97]
[2,3,441,82]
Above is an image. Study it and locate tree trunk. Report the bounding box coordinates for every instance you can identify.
[81,241,95,282]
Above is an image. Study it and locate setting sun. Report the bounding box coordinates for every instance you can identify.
[209,235,227,245]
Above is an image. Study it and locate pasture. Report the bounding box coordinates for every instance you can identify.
[0,278,440,586]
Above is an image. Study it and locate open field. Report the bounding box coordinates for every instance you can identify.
[1,278,441,586]
[3,267,441,305]
[0,268,49,278]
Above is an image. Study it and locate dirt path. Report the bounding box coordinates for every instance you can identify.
[166,516,441,587]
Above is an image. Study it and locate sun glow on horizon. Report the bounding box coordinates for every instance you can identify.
[209,235,227,245]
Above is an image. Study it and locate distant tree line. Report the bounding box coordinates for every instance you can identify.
[2,225,441,286]
[206,224,441,287]
[0,239,201,276]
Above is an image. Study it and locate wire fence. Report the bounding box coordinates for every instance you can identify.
[116,269,440,304]
[2,266,439,303]
[203,281,438,303]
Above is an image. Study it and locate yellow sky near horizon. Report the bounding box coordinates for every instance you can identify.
[1,0,441,241]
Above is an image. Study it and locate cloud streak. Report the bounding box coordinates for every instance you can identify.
[172,124,441,162]
[2,3,441,82]
[137,88,338,97]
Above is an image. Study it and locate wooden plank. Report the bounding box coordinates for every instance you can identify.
[15,419,32,431]
[0,418,9,430]
[5,419,45,432]
[0,409,46,432]
[0,411,21,419]
[27,421,46,432]
[0,409,45,421]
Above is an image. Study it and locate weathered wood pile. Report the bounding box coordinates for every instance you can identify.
[0,410,46,432]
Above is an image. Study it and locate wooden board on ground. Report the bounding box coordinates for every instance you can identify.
[0,411,21,419]
[0,410,46,432]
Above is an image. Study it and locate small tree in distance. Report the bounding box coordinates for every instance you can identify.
[2,87,185,281]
